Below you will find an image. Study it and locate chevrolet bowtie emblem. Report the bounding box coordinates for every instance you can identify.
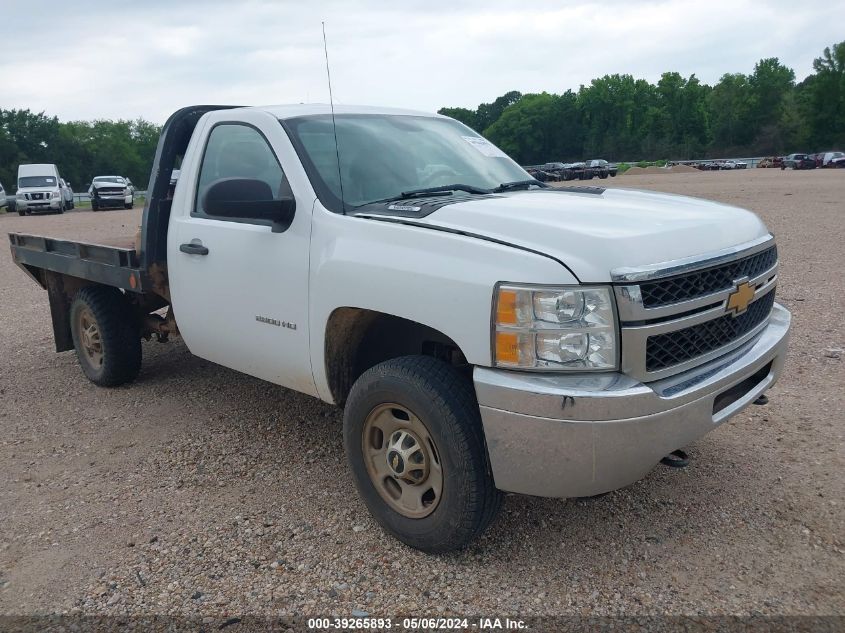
[726,281,756,316]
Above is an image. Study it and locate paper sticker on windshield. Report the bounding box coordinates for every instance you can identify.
[46,178,55,183]
[462,136,508,158]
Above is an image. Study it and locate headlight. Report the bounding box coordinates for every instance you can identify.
[493,284,618,370]
[123,188,130,195]
[51,190,60,198]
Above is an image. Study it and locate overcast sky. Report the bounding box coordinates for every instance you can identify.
[3,0,843,124]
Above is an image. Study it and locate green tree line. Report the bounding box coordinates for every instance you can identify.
[0,111,160,192]
[440,41,845,165]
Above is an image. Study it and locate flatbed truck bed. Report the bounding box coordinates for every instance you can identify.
[10,232,144,293]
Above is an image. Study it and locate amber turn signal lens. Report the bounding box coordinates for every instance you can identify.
[496,289,518,325]
[495,331,520,364]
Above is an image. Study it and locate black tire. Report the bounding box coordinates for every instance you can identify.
[18,210,25,216]
[124,200,133,209]
[69,286,141,387]
[344,355,502,553]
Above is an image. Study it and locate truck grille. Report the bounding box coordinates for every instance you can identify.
[640,245,778,308]
[615,237,779,381]
[97,187,123,195]
[645,290,776,371]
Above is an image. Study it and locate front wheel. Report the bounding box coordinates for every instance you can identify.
[70,286,141,386]
[344,356,502,553]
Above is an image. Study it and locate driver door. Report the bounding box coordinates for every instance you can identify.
[167,109,317,396]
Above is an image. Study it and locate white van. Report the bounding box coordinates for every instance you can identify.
[16,164,66,216]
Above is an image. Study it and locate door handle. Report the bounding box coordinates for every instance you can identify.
[179,241,209,255]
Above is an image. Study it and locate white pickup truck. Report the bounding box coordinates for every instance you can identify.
[9,104,790,552]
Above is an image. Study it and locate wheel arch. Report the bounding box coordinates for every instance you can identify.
[323,307,468,406]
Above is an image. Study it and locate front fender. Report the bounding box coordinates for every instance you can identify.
[308,203,576,403]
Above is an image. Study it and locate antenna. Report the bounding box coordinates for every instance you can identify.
[322,21,345,213]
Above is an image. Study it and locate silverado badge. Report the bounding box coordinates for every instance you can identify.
[726,281,756,316]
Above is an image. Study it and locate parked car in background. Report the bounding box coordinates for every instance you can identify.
[60,179,75,210]
[782,153,816,170]
[723,160,747,170]
[88,175,134,210]
[830,155,845,168]
[758,157,779,168]
[819,151,845,167]
[697,161,722,171]
[524,167,560,182]
[0,181,7,210]
[16,164,66,215]
[587,159,617,178]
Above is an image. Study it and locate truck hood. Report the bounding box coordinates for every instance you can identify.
[411,188,770,282]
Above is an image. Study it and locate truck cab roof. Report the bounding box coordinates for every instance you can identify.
[250,104,441,120]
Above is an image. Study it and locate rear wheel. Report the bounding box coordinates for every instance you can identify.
[344,356,502,553]
[70,286,141,386]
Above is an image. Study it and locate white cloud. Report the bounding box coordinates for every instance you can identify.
[1,0,842,123]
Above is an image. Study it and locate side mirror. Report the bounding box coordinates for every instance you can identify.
[202,177,295,233]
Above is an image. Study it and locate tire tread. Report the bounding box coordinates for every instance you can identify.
[345,355,502,552]
[71,286,141,387]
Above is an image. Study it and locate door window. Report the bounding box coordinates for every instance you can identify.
[194,123,291,218]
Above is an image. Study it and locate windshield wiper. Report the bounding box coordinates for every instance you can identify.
[491,179,548,193]
[361,183,491,207]
[398,183,491,198]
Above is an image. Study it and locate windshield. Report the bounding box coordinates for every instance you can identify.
[19,176,57,188]
[94,176,125,184]
[284,114,528,211]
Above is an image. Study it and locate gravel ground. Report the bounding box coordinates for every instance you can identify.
[0,169,843,623]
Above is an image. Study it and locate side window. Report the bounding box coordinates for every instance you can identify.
[194,123,291,218]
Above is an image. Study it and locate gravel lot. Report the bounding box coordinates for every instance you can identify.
[0,169,843,623]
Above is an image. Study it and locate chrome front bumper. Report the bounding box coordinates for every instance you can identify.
[474,303,791,498]
[16,199,61,211]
